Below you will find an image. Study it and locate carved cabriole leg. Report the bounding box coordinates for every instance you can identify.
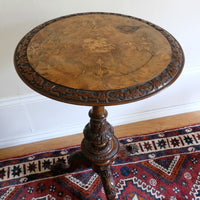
[93,163,116,200]
[81,106,119,200]
[51,150,91,175]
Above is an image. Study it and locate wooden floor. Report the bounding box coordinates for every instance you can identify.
[0,111,200,160]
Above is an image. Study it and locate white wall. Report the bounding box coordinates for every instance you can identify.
[0,0,200,148]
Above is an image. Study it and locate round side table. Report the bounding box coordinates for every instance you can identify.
[14,13,184,200]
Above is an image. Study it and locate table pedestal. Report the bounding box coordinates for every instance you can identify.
[51,106,129,200]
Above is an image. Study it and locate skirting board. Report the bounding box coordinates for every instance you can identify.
[0,100,200,149]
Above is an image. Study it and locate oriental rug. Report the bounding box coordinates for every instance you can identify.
[1,124,200,200]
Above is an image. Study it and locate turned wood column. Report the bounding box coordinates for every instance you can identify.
[81,106,119,199]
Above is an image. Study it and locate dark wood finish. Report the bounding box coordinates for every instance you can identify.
[14,13,184,199]
[51,106,128,200]
[82,106,118,199]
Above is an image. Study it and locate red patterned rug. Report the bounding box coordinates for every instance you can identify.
[1,124,200,200]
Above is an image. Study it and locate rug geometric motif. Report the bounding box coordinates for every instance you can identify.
[1,124,200,199]
[141,154,187,182]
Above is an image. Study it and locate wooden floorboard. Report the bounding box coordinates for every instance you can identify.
[0,111,200,160]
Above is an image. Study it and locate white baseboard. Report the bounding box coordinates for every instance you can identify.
[110,101,200,126]
[0,123,82,149]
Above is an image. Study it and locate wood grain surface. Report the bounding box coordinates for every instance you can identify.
[27,14,171,91]
[14,13,184,105]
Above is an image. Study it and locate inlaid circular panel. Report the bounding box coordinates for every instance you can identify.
[14,13,184,106]
[27,14,171,91]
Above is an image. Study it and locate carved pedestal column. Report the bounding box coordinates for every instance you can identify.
[81,106,119,200]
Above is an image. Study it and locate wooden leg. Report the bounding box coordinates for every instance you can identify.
[51,150,91,175]
[125,143,138,154]
[93,164,116,200]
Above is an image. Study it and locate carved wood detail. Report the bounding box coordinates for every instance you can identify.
[81,107,119,163]
[14,12,184,106]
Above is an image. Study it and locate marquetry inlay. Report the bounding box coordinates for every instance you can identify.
[27,14,171,91]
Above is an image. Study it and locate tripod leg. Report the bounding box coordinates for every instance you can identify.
[51,150,91,175]
[93,164,116,200]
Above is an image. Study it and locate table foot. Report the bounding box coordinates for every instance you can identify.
[125,143,138,154]
[51,150,91,176]
[93,164,116,200]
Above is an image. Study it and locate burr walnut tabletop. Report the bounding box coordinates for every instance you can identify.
[14,13,184,200]
[14,13,184,106]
